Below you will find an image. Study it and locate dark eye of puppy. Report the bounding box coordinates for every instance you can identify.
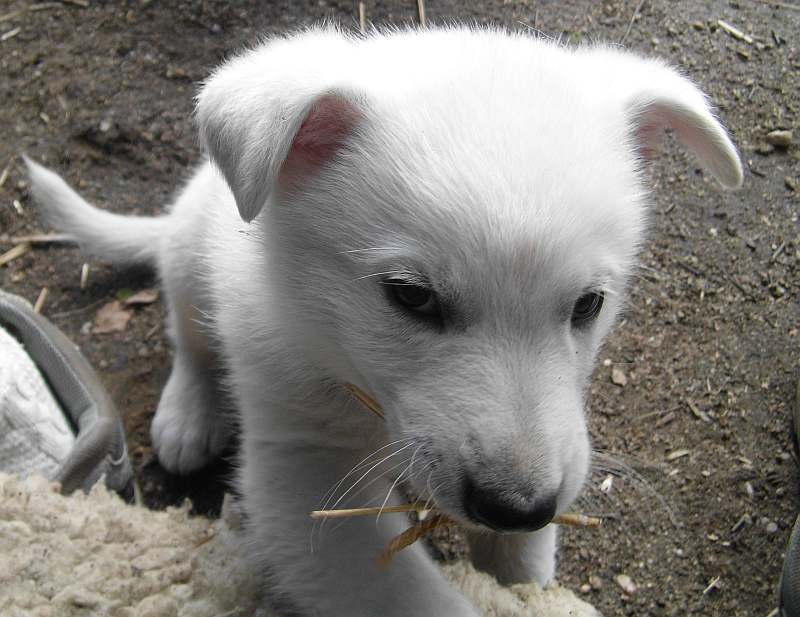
[571,291,604,326]
[383,278,441,320]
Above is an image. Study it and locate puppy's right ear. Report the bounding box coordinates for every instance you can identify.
[196,61,363,222]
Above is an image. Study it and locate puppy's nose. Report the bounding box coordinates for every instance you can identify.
[464,478,557,532]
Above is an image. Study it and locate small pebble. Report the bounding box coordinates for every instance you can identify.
[615,573,637,595]
[589,575,603,590]
[611,366,627,387]
[580,583,592,594]
[766,521,779,534]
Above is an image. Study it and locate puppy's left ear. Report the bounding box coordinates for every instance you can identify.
[197,66,363,222]
[626,73,743,189]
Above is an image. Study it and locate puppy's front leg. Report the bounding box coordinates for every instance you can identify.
[466,525,557,586]
[241,443,481,617]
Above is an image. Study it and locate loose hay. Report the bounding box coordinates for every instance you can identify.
[0,473,600,616]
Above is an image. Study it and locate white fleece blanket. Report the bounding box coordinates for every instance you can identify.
[0,473,599,617]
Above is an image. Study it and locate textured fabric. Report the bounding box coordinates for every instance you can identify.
[0,472,601,617]
[0,327,75,479]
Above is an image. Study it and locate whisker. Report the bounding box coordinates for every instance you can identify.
[313,440,415,547]
[376,445,422,523]
[318,438,414,511]
[326,458,415,536]
[589,450,677,526]
[323,442,416,524]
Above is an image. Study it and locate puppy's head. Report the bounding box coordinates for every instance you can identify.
[198,28,741,531]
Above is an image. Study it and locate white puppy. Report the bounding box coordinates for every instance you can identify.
[26,27,742,616]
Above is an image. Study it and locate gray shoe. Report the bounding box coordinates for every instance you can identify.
[0,290,132,496]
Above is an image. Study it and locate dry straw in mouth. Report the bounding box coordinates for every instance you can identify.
[310,383,602,565]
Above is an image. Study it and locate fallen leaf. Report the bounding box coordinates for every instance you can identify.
[124,288,159,306]
[611,366,628,387]
[93,300,132,334]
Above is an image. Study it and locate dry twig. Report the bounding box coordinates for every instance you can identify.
[9,232,74,245]
[311,503,602,528]
[344,383,384,419]
[621,0,645,44]
[29,2,64,11]
[378,513,450,567]
[417,0,427,28]
[358,1,366,34]
[1,27,21,42]
[80,263,90,290]
[0,242,31,267]
[0,11,22,24]
[717,20,754,44]
[33,287,48,314]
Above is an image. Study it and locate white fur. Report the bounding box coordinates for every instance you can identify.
[26,26,741,616]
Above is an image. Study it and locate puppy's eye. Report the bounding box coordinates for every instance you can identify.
[384,279,440,318]
[571,291,604,326]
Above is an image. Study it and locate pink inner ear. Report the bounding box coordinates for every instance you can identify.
[635,107,670,162]
[634,102,717,166]
[281,94,361,187]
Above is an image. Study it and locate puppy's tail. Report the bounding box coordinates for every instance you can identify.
[24,157,168,267]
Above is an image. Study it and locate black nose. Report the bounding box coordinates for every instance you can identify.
[464,478,557,532]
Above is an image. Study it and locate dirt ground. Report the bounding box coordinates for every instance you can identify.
[0,0,798,615]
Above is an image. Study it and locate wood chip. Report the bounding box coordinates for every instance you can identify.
[0,242,31,266]
[667,449,690,461]
[702,576,720,596]
[9,232,75,245]
[28,2,64,11]
[0,10,22,24]
[656,410,676,427]
[687,400,711,422]
[123,288,159,305]
[33,287,48,314]
[358,1,365,34]
[417,0,426,28]
[80,262,90,290]
[93,300,132,334]
[717,20,753,44]
[0,27,20,41]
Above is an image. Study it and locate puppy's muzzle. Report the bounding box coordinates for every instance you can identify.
[463,477,557,532]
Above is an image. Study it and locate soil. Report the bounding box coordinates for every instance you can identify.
[0,0,798,615]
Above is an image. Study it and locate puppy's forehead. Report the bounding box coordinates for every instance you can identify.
[351,93,645,292]
[341,38,648,273]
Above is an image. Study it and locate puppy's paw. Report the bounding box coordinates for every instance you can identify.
[150,368,228,474]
